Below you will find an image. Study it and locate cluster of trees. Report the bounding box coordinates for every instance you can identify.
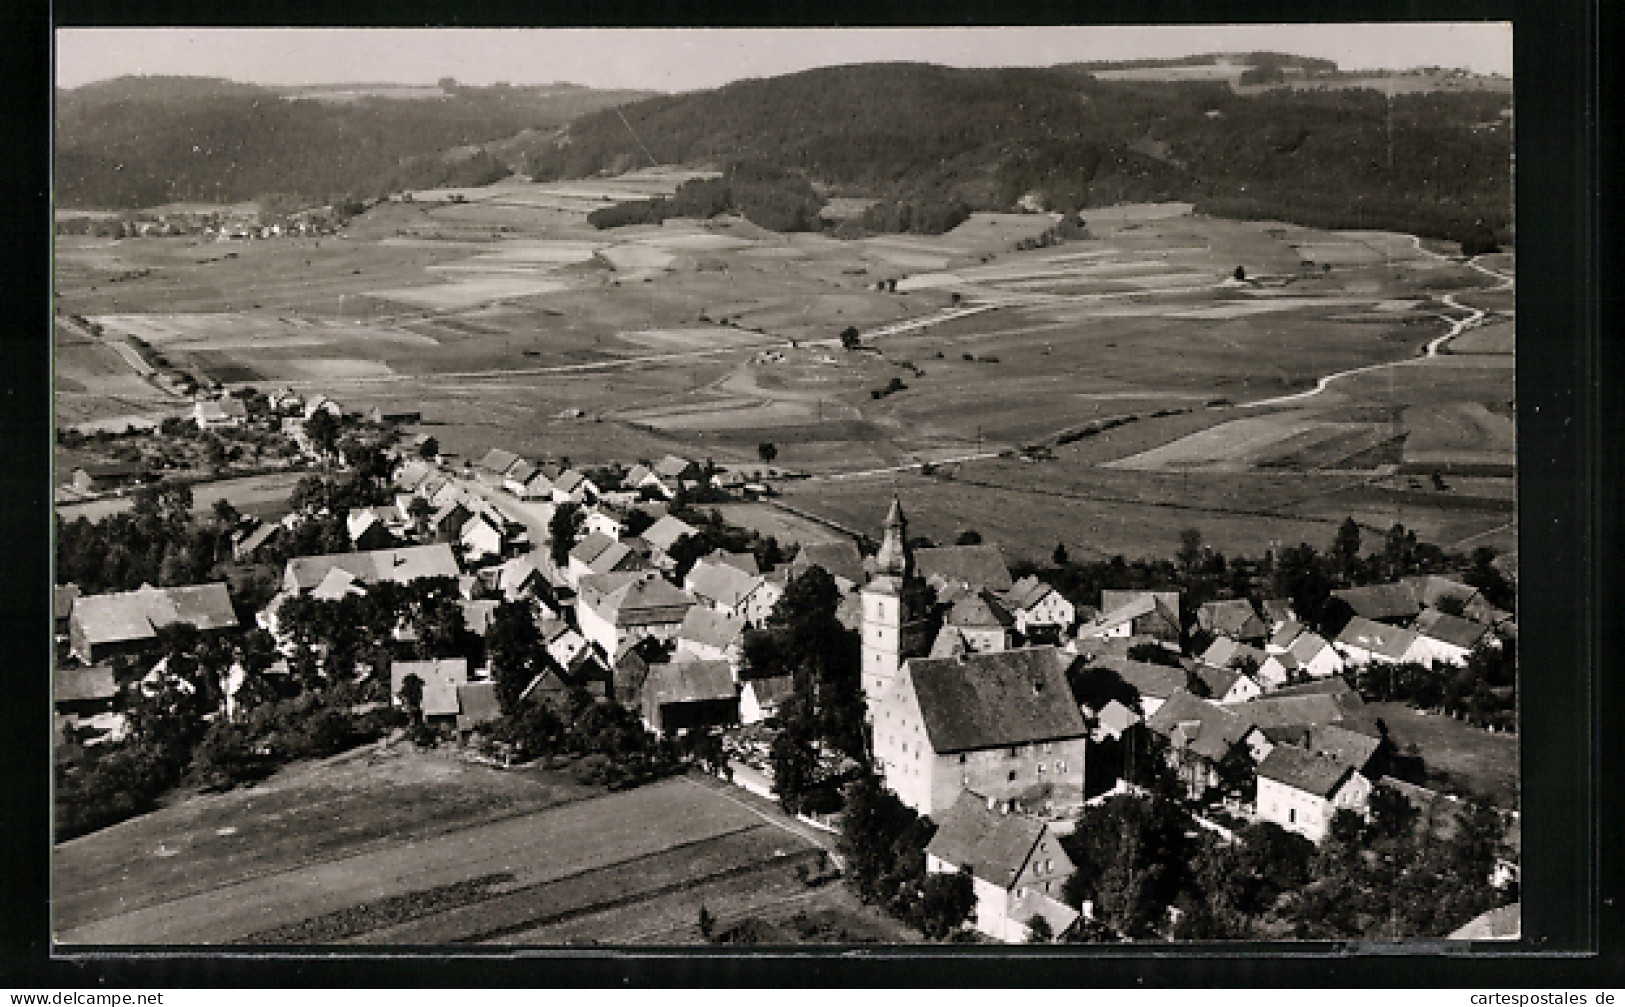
[1052,788,1512,941]
[57,485,230,595]
[838,774,977,940]
[528,62,1509,243]
[55,76,648,210]
[587,161,825,233]
[1349,640,1517,731]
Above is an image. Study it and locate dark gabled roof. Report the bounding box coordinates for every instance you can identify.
[653,454,697,479]
[1081,592,1180,636]
[1286,630,1335,664]
[552,469,587,493]
[1332,584,1421,622]
[705,549,760,576]
[678,606,746,651]
[644,659,735,706]
[791,541,865,587]
[1268,677,1361,702]
[1334,617,1418,660]
[1100,589,1180,615]
[1144,689,1250,761]
[1257,745,1356,798]
[455,681,502,728]
[235,521,282,557]
[1003,575,1058,612]
[1413,608,1492,650]
[1303,723,1383,770]
[1230,693,1351,731]
[926,792,1046,890]
[1261,598,1297,624]
[476,448,522,474]
[945,589,1015,630]
[55,664,117,705]
[929,626,970,659]
[1193,663,1251,699]
[743,675,796,708]
[55,584,80,621]
[391,658,469,717]
[1197,598,1266,639]
[641,514,699,554]
[71,583,239,646]
[1200,637,1267,670]
[905,647,1087,754]
[1269,620,1306,649]
[459,599,501,637]
[1401,575,1482,611]
[1087,655,1188,703]
[570,531,618,566]
[285,543,459,592]
[914,544,1014,592]
[685,560,763,610]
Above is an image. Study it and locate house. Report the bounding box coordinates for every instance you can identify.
[1330,583,1422,625]
[69,583,239,664]
[869,646,1090,817]
[575,571,696,658]
[567,531,621,585]
[941,589,1016,653]
[641,659,738,734]
[550,469,592,504]
[1260,598,1298,629]
[232,520,282,562]
[391,658,470,726]
[583,507,628,541]
[925,792,1080,943]
[347,508,395,552]
[790,541,867,593]
[624,463,654,493]
[612,636,667,708]
[479,555,543,602]
[641,455,703,499]
[1333,617,1421,667]
[538,619,590,672]
[1084,655,1188,719]
[1196,599,1268,643]
[459,512,507,563]
[684,559,772,622]
[1144,689,1270,799]
[1410,608,1494,666]
[311,566,367,602]
[1255,746,1372,842]
[455,681,503,732]
[1266,676,1364,704]
[674,606,746,673]
[192,397,248,429]
[913,544,1014,594]
[303,395,343,419]
[739,676,795,725]
[1400,574,1483,615]
[458,599,501,639]
[1199,637,1268,674]
[1077,591,1181,644]
[703,549,759,577]
[54,584,79,637]
[475,448,522,480]
[70,461,150,494]
[511,467,555,500]
[283,543,460,594]
[429,500,473,543]
[640,514,700,559]
[502,461,539,498]
[55,664,118,718]
[1000,576,1076,636]
[1190,661,1264,704]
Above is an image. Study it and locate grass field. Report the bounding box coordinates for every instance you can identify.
[54,746,850,946]
[1366,702,1519,806]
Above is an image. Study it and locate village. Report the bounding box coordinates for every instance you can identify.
[54,380,1520,944]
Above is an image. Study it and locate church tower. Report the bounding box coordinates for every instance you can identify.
[860,496,932,705]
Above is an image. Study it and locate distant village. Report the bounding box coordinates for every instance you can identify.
[54,386,1519,943]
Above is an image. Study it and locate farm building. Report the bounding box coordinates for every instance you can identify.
[674,606,746,673]
[1078,591,1181,643]
[575,571,695,658]
[391,658,470,726]
[1082,655,1188,719]
[70,461,150,494]
[69,583,239,664]
[640,659,738,734]
[1255,746,1372,843]
[475,448,523,479]
[739,676,796,725]
[54,664,118,718]
[941,589,1015,654]
[567,532,645,586]
[1410,608,1495,665]
[1144,689,1270,800]
[913,544,1014,594]
[1333,616,1421,666]
[640,514,700,560]
[1190,661,1264,705]
[1330,584,1422,625]
[454,681,503,732]
[869,646,1090,817]
[54,584,79,636]
[192,397,247,429]
[1196,599,1268,643]
[283,543,460,594]
[684,559,773,622]
[790,541,867,593]
[231,520,283,562]
[925,792,1080,943]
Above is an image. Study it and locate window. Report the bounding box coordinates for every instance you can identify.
[1017,887,1026,899]
[1008,770,1017,782]
[1043,742,1053,754]
[1289,808,1296,823]
[959,754,967,764]
[1009,746,1020,758]
[1044,881,1052,893]
[1045,859,1052,873]
[1037,763,1045,775]
[1057,762,1066,774]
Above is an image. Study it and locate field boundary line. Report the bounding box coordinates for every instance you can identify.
[682,774,844,870]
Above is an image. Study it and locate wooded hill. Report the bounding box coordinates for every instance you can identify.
[55,76,654,210]
[529,62,1512,242]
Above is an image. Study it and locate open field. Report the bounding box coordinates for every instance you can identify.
[1365,702,1519,806]
[56,747,838,946]
[55,470,309,522]
[56,177,1512,566]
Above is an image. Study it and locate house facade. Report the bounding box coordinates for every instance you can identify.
[1255,746,1373,843]
[925,793,1080,943]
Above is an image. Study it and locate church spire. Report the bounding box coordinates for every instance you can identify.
[875,494,912,577]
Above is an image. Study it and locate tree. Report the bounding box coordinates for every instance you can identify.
[1177,527,1204,575]
[407,495,432,536]
[839,326,862,350]
[304,409,341,460]
[1025,913,1054,943]
[768,707,820,813]
[487,601,544,715]
[397,673,424,725]
[548,502,584,570]
[955,529,983,546]
[1052,541,1069,567]
[417,436,439,460]
[1233,265,1247,281]
[1126,642,1183,668]
[757,441,778,465]
[697,904,716,940]
[1332,517,1362,583]
[916,866,976,940]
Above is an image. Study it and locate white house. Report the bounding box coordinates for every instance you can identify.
[1333,617,1420,667]
[1255,745,1372,843]
[739,676,795,725]
[193,397,247,429]
[925,793,1081,943]
[574,571,696,658]
[459,513,506,563]
[1000,576,1076,635]
[1408,608,1493,666]
[540,619,591,672]
[674,606,746,675]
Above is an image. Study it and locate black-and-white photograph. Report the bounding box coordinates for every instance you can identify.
[52,25,1519,947]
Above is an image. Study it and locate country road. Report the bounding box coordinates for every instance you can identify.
[1237,241,1513,410]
